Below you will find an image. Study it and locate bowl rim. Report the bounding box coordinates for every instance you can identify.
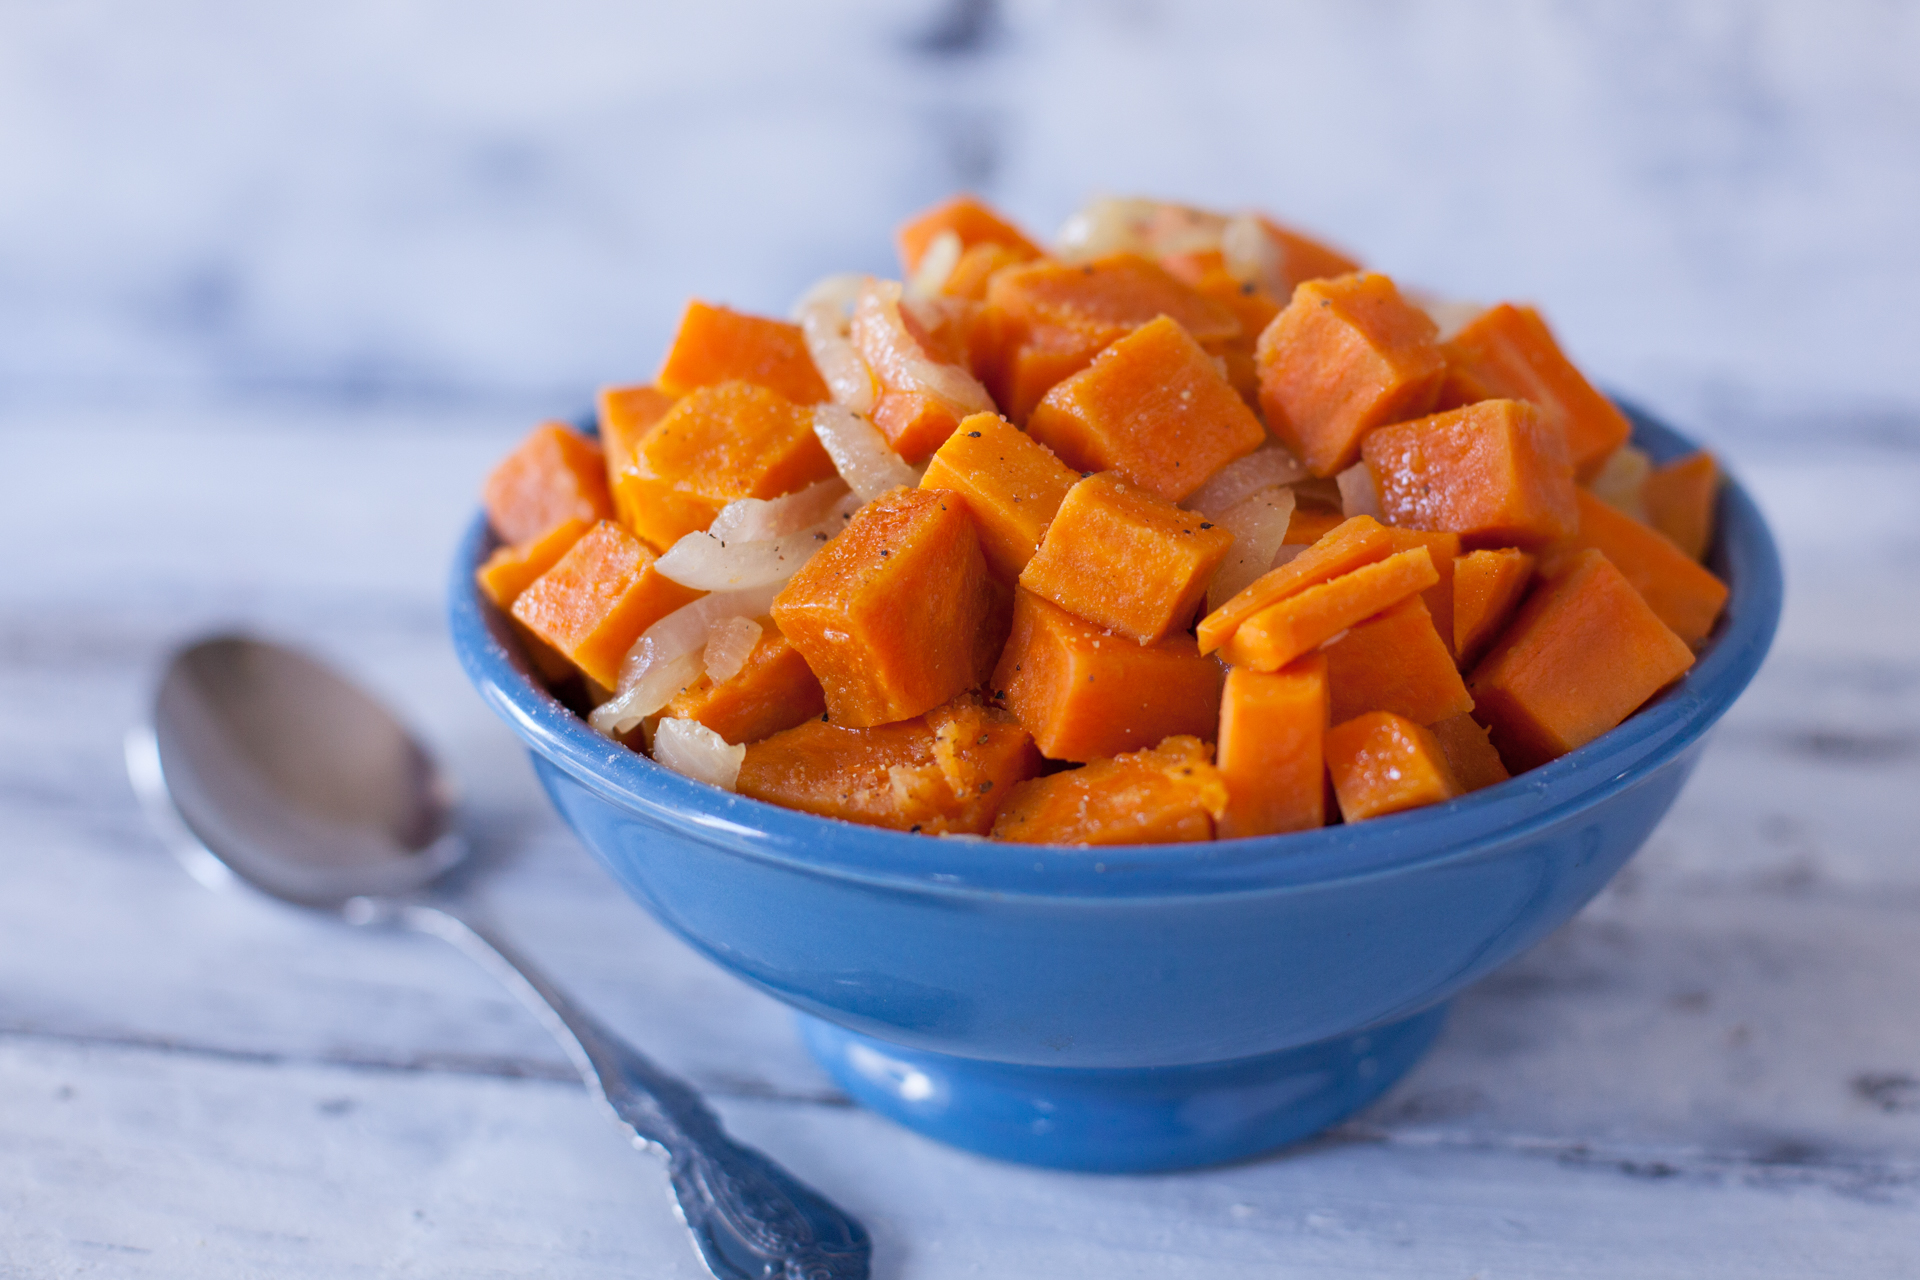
[449,401,1782,900]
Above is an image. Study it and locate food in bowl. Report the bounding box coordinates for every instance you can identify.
[472,194,1729,845]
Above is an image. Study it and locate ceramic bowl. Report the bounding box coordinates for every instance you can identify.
[449,404,1781,1172]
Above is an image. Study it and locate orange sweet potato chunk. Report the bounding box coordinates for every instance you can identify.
[1216,655,1329,838]
[1019,471,1234,645]
[850,285,996,463]
[1643,450,1721,561]
[1219,546,1438,672]
[1326,712,1463,822]
[483,423,615,546]
[1469,548,1696,770]
[1257,216,1363,291]
[896,195,1045,275]
[942,241,1036,301]
[1197,515,1396,654]
[1323,596,1473,726]
[1283,503,1346,546]
[1439,303,1632,479]
[1430,713,1510,793]
[1452,548,1538,669]
[920,413,1079,579]
[1362,398,1579,549]
[476,517,593,610]
[992,736,1229,845]
[1025,315,1266,502]
[1255,273,1446,477]
[619,381,839,550]
[737,697,1040,834]
[773,487,993,727]
[1384,528,1461,657]
[509,520,703,690]
[598,385,677,542]
[655,300,829,405]
[991,588,1224,763]
[1541,490,1729,645]
[661,623,827,746]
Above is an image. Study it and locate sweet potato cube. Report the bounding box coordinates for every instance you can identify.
[1283,503,1346,546]
[1643,451,1721,561]
[991,589,1223,763]
[483,422,615,546]
[1019,471,1234,645]
[1384,528,1461,657]
[1452,548,1537,668]
[920,413,1079,579]
[1025,315,1266,502]
[1430,713,1510,793]
[1541,490,1729,645]
[655,300,829,405]
[773,487,993,727]
[1323,596,1472,726]
[943,241,1035,300]
[1198,514,1396,653]
[896,194,1044,275]
[1257,216,1363,291]
[1362,399,1579,549]
[1255,273,1446,477]
[661,624,827,746]
[475,517,592,610]
[598,385,677,542]
[1216,656,1329,838]
[1219,546,1439,672]
[1439,303,1632,478]
[619,381,839,550]
[1469,548,1696,769]
[992,736,1229,845]
[509,520,703,690]
[1326,712,1463,822]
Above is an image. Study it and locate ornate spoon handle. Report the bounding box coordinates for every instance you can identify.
[397,898,871,1280]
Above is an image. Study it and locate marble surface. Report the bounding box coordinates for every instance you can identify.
[4,1,1919,1275]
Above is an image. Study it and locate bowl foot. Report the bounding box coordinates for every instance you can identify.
[798,1005,1447,1172]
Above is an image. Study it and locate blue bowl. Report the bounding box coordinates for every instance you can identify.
[450,404,1781,1172]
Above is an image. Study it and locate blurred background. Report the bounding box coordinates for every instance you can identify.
[5,0,1917,448]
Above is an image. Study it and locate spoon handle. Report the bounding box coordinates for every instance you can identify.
[398,899,871,1280]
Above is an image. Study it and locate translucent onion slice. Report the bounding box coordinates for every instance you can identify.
[1055,196,1228,262]
[905,229,963,298]
[1405,291,1486,343]
[708,478,851,543]
[1270,543,1308,571]
[813,402,918,501]
[1221,214,1287,295]
[701,616,763,687]
[1184,443,1312,518]
[1337,462,1383,520]
[652,717,747,790]
[591,586,785,741]
[655,526,830,591]
[588,649,701,738]
[849,280,994,419]
[1204,486,1298,613]
[1588,444,1653,522]
[793,273,877,414]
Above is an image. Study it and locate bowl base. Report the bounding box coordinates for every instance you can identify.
[798,1004,1447,1172]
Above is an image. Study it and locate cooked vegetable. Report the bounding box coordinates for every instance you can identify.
[1219,546,1439,672]
[1540,490,1729,645]
[1451,547,1537,669]
[661,624,828,746]
[1361,399,1579,549]
[1429,713,1510,793]
[1322,596,1472,726]
[849,279,996,462]
[1215,656,1329,837]
[598,386,677,539]
[592,585,783,736]
[655,300,830,405]
[652,717,747,791]
[509,520,703,691]
[483,422,614,547]
[1202,486,1298,614]
[1586,444,1653,521]
[1439,303,1632,479]
[991,736,1229,845]
[1197,514,1395,655]
[475,517,592,610]
[918,412,1079,579]
[1643,450,1720,561]
[1326,712,1463,822]
[1383,527,1460,655]
[897,194,1045,277]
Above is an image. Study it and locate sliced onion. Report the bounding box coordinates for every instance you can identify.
[1205,486,1297,613]
[589,649,702,737]
[1337,462,1383,520]
[1055,197,1227,262]
[905,229,963,298]
[1184,443,1311,518]
[591,585,784,737]
[849,280,994,419]
[655,526,830,591]
[1270,543,1309,570]
[708,478,852,543]
[1221,214,1287,295]
[793,273,878,415]
[652,717,747,789]
[702,616,763,687]
[1405,291,1486,343]
[813,402,918,501]
[1588,444,1653,522]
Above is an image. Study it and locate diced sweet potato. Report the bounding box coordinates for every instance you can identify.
[1220,546,1440,672]
[1326,712,1463,822]
[1216,656,1329,838]
[1362,398,1579,548]
[1257,216,1363,291]
[1025,315,1266,502]
[619,381,839,550]
[1384,527,1461,657]
[896,195,1044,275]
[1019,471,1234,645]
[1283,503,1346,546]
[598,385,677,543]
[992,736,1229,845]
[1540,489,1729,645]
[1323,596,1472,726]
[850,282,996,463]
[483,423,615,546]
[990,588,1224,763]
[1643,450,1721,561]
[1430,713,1510,793]
[660,623,827,746]
[773,487,993,727]
[1439,303,1631,478]
[655,300,829,405]
[942,241,1036,301]
[475,517,593,610]
[509,520,704,690]
[736,697,1040,834]
[1171,260,1283,406]
[1255,273,1446,477]
[1469,548,1696,769]
[1197,515,1396,655]
[1452,547,1537,669]
[919,412,1079,579]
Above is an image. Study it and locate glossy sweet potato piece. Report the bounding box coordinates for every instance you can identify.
[1439,303,1631,478]
[1025,315,1266,502]
[597,385,677,542]
[1452,548,1537,669]
[483,423,615,546]
[510,520,703,690]
[1541,490,1729,645]
[1215,655,1329,838]
[1283,503,1346,546]
[1255,273,1446,477]
[1430,713,1510,793]
[1197,515,1396,655]
[1323,596,1472,726]
[850,283,996,463]
[1383,528,1461,657]
[1469,548,1696,769]
[897,195,1044,275]
[737,697,1040,834]
[920,413,1079,579]
[992,736,1229,845]
[475,517,592,610]
[1020,471,1234,645]
[1172,259,1283,407]
[1643,450,1720,561]
[619,381,839,550]
[661,624,827,746]
[1362,399,1579,549]
[1220,546,1440,672]
[1257,216,1363,291]
[773,487,993,727]
[990,588,1223,763]
[655,300,829,405]
[1326,712,1463,822]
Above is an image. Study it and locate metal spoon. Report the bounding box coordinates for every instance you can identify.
[125,633,871,1280]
